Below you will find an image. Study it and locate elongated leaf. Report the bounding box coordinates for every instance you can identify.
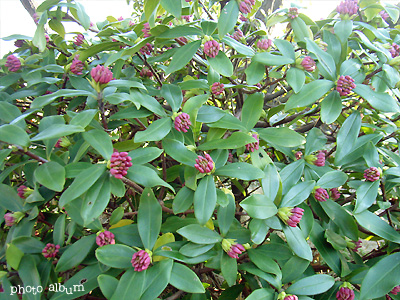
[31,89,93,109]
[173,186,194,214]
[221,253,238,287]
[286,67,305,93]
[160,0,181,19]
[134,118,172,143]
[286,274,335,295]
[280,180,315,207]
[305,38,336,81]
[75,1,90,29]
[83,129,113,160]
[335,111,361,164]
[160,84,183,113]
[321,91,342,124]
[163,139,198,166]
[259,127,306,147]
[194,175,217,225]
[241,93,264,131]
[32,125,85,141]
[254,52,294,66]
[138,188,162,250]
[169,262,205,293]
[129,147,163,165]
[95,244,136,269]
[283,225,313,261]
[34,161,65,192]
[317,171,348,189]
[354,84,400,113]
[208,51,233,77]
[19,256,41,300]
[215,162,265,180]
[198,132,255,150]
[166,40,201,74]
[177,224,222,244]
[240,194,278,220]
[354,180,380,214]
[0,184,24,211]
[126,165,174,192]
[218,0,239,39]
[111,268,145,300]
[98,274,119,300]
[0,124,30,147]
[144,0,160,20]
[53,214,66,246]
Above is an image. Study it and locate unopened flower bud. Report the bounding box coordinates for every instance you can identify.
[4,213,16,227]
[336,75,356,96]
[174,113,191,133]
[211,82,225,95]
[142,22,151,38]
[363,166,380,182]
[91,65,113,85]
[17,185,33,199]
[389,43,400,58]
[231,28,244,41]
[222,239,246,259]
[5,55,21,72]
[390,286,400,295]
[314,150,325,167]
[380,10,389,21]
[239,0,253,14]
[74,34,85,46]
[70,55,85,75]
[336,284,355,300]
[301,56,316,72]
[287,7,299,19]
[140,43,153,55]
[336,0,359,17]
[245,133,259,153]
[204,40,220,58]
[295,151,303,160]
[42,243,60,258]
[257,39,272,50]
[330,188,341,200]
[278,207,304,227]
[96,230,115,247]
[110,150,133,179]
[140,67,153,77]
[195,153,215,174]
[314,187,329,202]
[131,249,152,271]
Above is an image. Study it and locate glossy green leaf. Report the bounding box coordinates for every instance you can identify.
[95,244,136,268]
[12,237,45,254]
[130,90,167,117]
[317,171,348,189]
[166,40,202,74]
[32,125,85,141]
[215,162,265,180]
[140,259,173,300]
[98,274,119,300]
[286,67,305,93]
[201,21,217,35]
[282,256,310,283]
[0,124,30,147]
[247,248,281,276]
[170,262,205,293]
[110,268,145,300]
[74,1,91,29]
[31,89,93,109]
[354,84,400,113]
[144,0,160,20]
[283,225,313,261]
[127,165,174,192]
[291,17,313,43]
[34,161,65,192]
[194,175,217,225]
[138,188,162,250]
[177,224,222,244]
[259,127,306,147]
[321,91,343,124]
[129,147,163,165]
[19,256,41,300]
[0,184,24,212]
[162,138,198,166]
[261,163,281,203]
[222,36,255,57]
[179,242,214,257]
[286,274,335,295]
[221,253,238,287]
[198,132,255,150]
[305,38,336,81]
[354,180,380,214]
[245,288,274,300]
[134,118,172,143]
[208,51,233,77]
[218,0,239,39]
[160,84,183,113]
[280,180,315,207]
[160,0,181,19]
[335,111,361,164]
[173,186,194,214]
[254,52,294,66]
[83,129,113,160]
[53,214,66,246]
[241,93,264,131]
[240,194,278,220]
[217,192,235,236]
[245,61,265,85]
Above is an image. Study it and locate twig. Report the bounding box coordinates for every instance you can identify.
[164,290,185,300]
[198,0,214,20]
[16,146,48,164]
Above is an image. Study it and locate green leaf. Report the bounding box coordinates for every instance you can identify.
[280,180,315,207]
[335,111,361,164]
[179,243,214,257]
[98,274,119,300]
[218,0,239,39]
[34,161,65,192]
[261,164,281,203]
[126,165,174,192]
[134,118,172,143]
[360,252,400,299]
[173,186,194,214]
[158,25,203,38]
[321,91,342,124]
[12,237,45,254]
[222,36,255,57]
[163,139,198,166]
[49,19,65,38]
[253,52,294,66]
[201,21,217,35]
[33,24,46,52]
[291,17,313,43]
[286,67,305,93]
[283,225,313,261]
[215,162,265,180]
[53,214,66,246]
[130,89,167,117]
[354,181,380,214]
[245,61,265,85]
[160,0,181,19]
[245,288,274,300]
[259,127,306,147]
[56,235,96,272]
[354,84,400,113]
[280,159,305,195]
[198,131,255,150]
[194,175,217,225]
[140,259,173,300]
[144,0,160,20]
[239,263,281,290]
[354,210,400,243]
[208,51,234,77]
[282,256,310,283]
[70,109,98,127]
[286,274,335,295]
[59,164,106,207]
[111,268,145,300]
[305,38,336,81]
[166,40,202,74]
[169,262,205,293]
[96,244,136,268]
[31,125,85,141]
[285,80,334,111]
[160,84,183,113]
[109,207,124,226]
[0,184,24,212]
[221,253,238,287]
[19,256,41,300]
[31,89,93,109]
[240,194,278,220]
[305,128,327,156]
[81,173,111,226]
[6,243,24,270]
[274,39,295,61]
[249,218,270,245]
[138,188,162,250]
[0,124,30,147]
[217,193,235,236]
[128,147,163,165]
[75,1,90,29]
[247,248,281,276]
[334,20,353,44]
[317,171,348,189]
[241,93,264,131]
[83,129,113,160]
[177,224,222,244]
[109,106,152,120]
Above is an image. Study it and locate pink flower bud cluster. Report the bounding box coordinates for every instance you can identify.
[257,39,272,50]
[284,296,298,300]
[391,286,400,295]
[228,152,234,163]
[330,188,341,200]
[314,151,325,167]
[363,166,380,181]
[33,12,39,24]
[231,29,244,41]
[245,134,259,153]
[227,243,245,259]
[389,43,400,58]
[287,7,299,19]
[5,55,21,72]
[204,40,220,58]
[352,239,362,252]
[181,15,192,22]
[4,213,15,227]
[336,0,359,16]
[70,56,85,75]
[239,0,255,14]
[174,113,191,133]
[287,207,304,227]
[110,151,133,179]
[91,65,113,84]
[195,153,214,174]
[301,56,316,72]
[42,243,60,258]
[336,75,356,96]
[45,34,50,44]
[14,40,25,48]
[142,23,151,38]
[131,250,151,272]
[74,34,85,46]
[140,67,153,77]
[96,231,115,247]
[315,187,329,202]
[295,151,303,160]
[211,82,225,95]
[336,287,355,300]
[140,43,153,55]
[17,185,28,199]
[380,10,389,21]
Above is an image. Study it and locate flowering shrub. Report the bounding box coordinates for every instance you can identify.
[1,0,400,299]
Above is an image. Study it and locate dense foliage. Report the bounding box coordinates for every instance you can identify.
[1,0,400,299]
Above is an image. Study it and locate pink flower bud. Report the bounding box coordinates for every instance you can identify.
[336,75,356,96]
[195,153,215,174]
[231,28,244,41]
[389,43,400,58]
[314,151,325,167]
[142,22,151,38]
[181,15,192,22]
[17,185,28,199]
[5,55,21,72]
[351,239,362,252]
[287,7,299,19]
[390,286,400,295]
[74,34,85,46]
[91,65,113,84]
[336,0,358,16]
[330,188,341,200]
[211,82,225,95]
[96,231,115,247]
[287,207,304,227]
[301,56,316,72]
[245,134,259,153]
[140,43,153,55]
[45,34,50,44]
[118,16,124,21]
[363,166,380,181]
[4,213,16,227]
[228,152,234,163]
[42,243,60,258]
[14,40,25,48]
[380,10,389,21]
[336,287,355,300]
[314,188,329,202]
[284,296,298,300]
[70,56,85,75]
[131,250,151,272]
[239,15,248,22]
[174,113,191,133]
[33,12,39,24]
[239,1,252,14]
[295,151,303,160]
[227,243,245,259]
[139,67,153,77]
[204,40,220,58]
[257,39,272,50]
[110,150,133,179]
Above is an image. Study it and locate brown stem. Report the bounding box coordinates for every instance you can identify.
[137,53,163,87]
[16,146,48,164]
